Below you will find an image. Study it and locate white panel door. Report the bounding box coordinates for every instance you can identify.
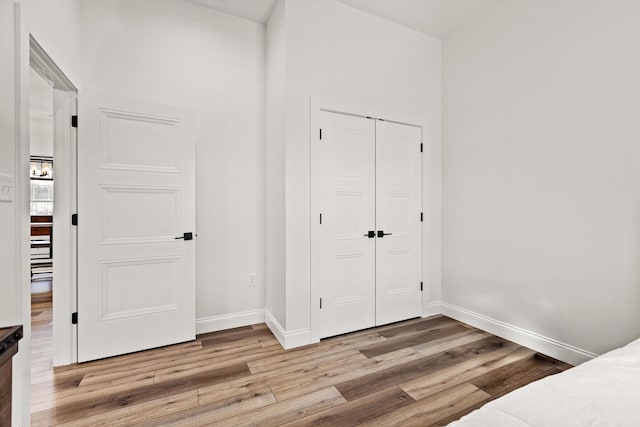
[318,112,376,338]
[375,120,422,326]
[78,93,196,362]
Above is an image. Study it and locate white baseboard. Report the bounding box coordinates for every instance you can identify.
[264,310,286,347]
[423,300,442,317]
[196,309,265,335]
[441,302,598,366]
[264,310,311,350]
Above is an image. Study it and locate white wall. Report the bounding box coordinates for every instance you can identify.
[0,4,22,425]
[265,0,287,328]
[270,0,442,335]
[1,0,18,330]
[443,0,640,356]
[20,0,83,87]
[79,0,266,324]
[29,116,53,157]
[29,70,54,158]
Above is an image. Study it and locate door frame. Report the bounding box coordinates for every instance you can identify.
[21,34,79,366]
[309,98,426,344]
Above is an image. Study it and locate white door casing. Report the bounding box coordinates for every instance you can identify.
[78,94,196,362]
[375,120,422,326]
[318,111,376,339]
[52,90,78,366]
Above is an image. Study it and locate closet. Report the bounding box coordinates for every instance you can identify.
[317,111,422,339]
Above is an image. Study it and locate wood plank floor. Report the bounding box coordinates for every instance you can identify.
[31,302,572,426]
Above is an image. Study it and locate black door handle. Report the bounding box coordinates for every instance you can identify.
[175,232,194,241]
[377,230,392,238]
[363,230,375,238]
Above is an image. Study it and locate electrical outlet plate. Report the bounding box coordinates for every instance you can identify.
[0,173,14,202]
[248,273,256,286]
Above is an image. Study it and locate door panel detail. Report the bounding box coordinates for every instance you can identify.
[100,257,180,321]
[99,109,181,173]
[101,186,180,244]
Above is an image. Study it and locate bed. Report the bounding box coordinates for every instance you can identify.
[448,337,640,426]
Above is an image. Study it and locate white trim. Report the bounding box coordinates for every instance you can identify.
[51,90,77,366]
[264,309,286,347]
[265,309,312,349]
[29,36,76,92]
[422,300,442,317]
[14,4,32,426]
[441,302,598,366]
[309,96,321,344]
[196,309,265,335]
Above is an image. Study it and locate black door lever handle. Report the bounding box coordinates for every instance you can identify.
[175,232,193,241]
[377,230,392,238]
[363,231,375,238]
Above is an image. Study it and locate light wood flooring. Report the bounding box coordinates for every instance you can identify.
[31,302,572,426]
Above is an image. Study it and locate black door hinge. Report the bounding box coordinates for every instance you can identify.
[319,213,322,224]
[72,312,78,324]
[71,115,78,128]
[420,143,423,153]
[420,282,423,292]
[420,212,423,222]
[71,213,78,226]
[320,298,323,309]
[319,129,322,140]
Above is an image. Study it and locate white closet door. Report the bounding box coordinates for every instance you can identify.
[375,120,422,326]
[77,93,196,362]
[318,111,376,338]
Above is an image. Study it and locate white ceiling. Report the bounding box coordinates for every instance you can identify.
[184,0,277,23]
[335,0,502,39]
[181,0,501,39]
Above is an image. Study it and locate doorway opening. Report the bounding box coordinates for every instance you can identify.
[29,71,56,409]
[27,36,78,413]
[29,72,54,304]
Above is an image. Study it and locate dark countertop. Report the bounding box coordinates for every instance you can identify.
[0,325,23,365]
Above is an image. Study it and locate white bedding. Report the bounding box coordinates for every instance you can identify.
[448,337,640,426]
